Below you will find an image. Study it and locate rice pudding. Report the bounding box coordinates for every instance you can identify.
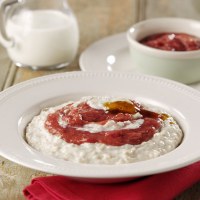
[25,96,183,164]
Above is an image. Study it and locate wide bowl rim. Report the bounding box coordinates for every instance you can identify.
[0,71,200,181]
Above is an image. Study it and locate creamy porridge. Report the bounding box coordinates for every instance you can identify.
[25,96,183,164]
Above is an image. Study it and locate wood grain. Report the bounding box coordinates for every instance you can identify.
[0,0,200,199]
[0,45,11,91]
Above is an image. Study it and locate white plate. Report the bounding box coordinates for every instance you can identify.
[79,33,200,91]
[0,71,200,182]
[79,33,133,72]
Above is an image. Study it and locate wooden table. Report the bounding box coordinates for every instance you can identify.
[0,0,200,199]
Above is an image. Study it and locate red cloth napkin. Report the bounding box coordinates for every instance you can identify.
[23,161,200,200]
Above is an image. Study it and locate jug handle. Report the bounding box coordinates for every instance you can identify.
[0,0,19,48]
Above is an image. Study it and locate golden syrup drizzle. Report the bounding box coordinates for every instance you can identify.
[104,100,170,121]
[159,113,169,121]
[104,101,138,114]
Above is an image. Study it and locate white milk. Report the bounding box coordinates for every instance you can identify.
[6,10,79,67]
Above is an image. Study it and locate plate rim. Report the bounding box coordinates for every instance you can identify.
[0,71,200,180]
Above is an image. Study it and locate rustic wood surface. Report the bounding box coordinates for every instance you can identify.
[0,0,200,199]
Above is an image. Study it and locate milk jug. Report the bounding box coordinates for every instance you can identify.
[0,0,79,70]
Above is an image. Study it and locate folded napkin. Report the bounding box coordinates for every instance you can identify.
[23,161,200,200]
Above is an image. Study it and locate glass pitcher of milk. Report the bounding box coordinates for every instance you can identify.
[0,0,79,70]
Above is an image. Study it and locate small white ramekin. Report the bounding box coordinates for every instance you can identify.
[127,17,200,84]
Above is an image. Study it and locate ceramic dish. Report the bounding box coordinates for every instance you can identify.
[127,17,200,84]
[79,33,200,91]
[79,33,133,72]
[0,72,200,182]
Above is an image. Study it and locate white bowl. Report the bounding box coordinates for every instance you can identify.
[0,72,200,183]
[127,17,200,84]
